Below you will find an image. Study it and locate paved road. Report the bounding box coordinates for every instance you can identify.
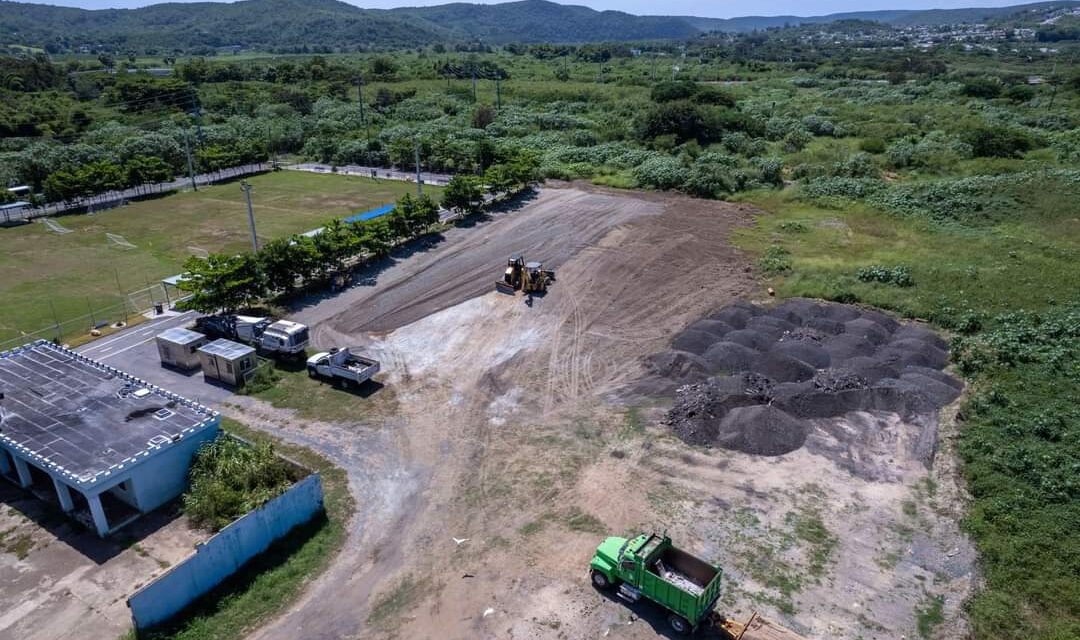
[283,162,452,187]
[76,310,234,407]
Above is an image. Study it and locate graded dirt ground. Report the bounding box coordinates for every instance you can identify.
[229,184,973,640]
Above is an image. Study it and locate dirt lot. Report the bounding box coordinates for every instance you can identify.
[0,484,206,640]
[235,183,974,640]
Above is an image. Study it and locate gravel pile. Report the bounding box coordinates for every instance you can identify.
[650,299,962,456]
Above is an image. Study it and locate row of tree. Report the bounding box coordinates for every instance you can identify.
[179,151,539,312]
[179,192,441,312]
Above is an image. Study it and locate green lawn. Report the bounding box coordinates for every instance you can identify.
[0,170,441,343]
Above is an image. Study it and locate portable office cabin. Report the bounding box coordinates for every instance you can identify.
[197,339,256,387]
[156,327,208,370]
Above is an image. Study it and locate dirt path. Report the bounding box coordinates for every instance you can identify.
[246,183,972,640]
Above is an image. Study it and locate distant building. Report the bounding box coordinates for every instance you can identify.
[0,341,220,536]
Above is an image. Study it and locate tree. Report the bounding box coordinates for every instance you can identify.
[472,104,496,130]
[178,253,264,313]
[311,219,358,276]
[442,175,485,213]
[368,56,398,80]
[124,155,173,192]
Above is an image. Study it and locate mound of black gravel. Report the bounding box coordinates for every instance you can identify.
[716,405,809,456]
[642,299,963,457]
[702,341,758,375]
[771,341,831,369]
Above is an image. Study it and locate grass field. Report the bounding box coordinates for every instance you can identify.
[0,170,441,344]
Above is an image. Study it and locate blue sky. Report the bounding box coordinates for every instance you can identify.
[12,0,1025,18]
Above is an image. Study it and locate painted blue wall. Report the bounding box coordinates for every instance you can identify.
[127,472,324,630]
[131,417,221,513]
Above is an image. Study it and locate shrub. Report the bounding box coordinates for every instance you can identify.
[759,244,793,274]
[831,152,880,179]
[754,156,785,186]
[962,76,1002,99]
[961,124,1033,159]
[633,155,690,190]
[183,437,300,532]
[856,265,915,287]
[860,138,887,154]
[784,129,813,152]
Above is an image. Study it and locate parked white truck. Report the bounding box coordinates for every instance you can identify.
[306,347,380,386]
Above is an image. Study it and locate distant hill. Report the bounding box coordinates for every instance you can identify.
[0,0,445,50]
[395,1,696,43]
[681,1,1080,33]
[0,0,1077,51]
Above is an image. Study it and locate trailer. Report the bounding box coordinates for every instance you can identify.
[197,339,257,387]
[306,347,380,387]
[155,327,208,370]
[590,533,808,637]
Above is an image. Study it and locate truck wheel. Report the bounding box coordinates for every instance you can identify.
[590,570,611,590]
[307,367,316,378]
[668,614,691,635]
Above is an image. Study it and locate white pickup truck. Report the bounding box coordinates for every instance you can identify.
[306,347,380,386]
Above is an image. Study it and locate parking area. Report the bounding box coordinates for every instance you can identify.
[76,310,235,407]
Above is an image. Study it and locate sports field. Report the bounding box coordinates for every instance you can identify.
[0,170,442,344]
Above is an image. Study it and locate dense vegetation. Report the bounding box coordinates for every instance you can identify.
[183,436,302,532]
[1,9,1078,639]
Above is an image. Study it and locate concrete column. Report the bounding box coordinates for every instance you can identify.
[87,493,110,537]
[12,457,32,489]
[52,478,74,513]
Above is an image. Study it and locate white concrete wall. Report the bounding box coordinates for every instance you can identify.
[126,473,324,630]
[131,418,221,513]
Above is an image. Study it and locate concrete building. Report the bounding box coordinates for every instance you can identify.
[156,327,208,370]
[0,341,220,536]
[197,339,256,387]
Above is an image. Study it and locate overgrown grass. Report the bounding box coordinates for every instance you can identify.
[737,189,1080,640]
[133,417,354,640]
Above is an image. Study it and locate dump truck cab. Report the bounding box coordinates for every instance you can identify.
[590,533,724,634]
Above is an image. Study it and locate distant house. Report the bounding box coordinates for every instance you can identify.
[0,341,220,536]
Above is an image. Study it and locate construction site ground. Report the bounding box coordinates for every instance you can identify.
[0,183,975,639]
[234,183,975,640]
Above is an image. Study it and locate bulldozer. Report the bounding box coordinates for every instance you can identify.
[496,255,554,295]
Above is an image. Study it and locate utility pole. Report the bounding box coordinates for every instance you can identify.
[356,75,366,125]
[495,76,501,109]
[414,138,423,196]
[240,181,258,252]
[183,129,197,192]
[472,68,478,102]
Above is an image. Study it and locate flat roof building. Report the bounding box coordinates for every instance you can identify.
[156,327,208,371]
[0,340,220,536]
[197,339,256,387]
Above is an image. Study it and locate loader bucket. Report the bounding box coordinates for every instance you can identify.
[495,280,517,294]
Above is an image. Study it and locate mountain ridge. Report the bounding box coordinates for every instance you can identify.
[1,0,1076,50]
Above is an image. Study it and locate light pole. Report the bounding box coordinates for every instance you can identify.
[240,181,258,252]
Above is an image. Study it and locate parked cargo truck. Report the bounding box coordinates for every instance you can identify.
[590,533,806,638]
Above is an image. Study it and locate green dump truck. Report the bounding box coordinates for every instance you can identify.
[589,533,724,634]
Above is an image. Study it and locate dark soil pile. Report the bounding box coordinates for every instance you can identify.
[648,299,962,456]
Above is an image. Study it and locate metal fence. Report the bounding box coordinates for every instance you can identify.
[0,283,181,353]
[2,163,271,224]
